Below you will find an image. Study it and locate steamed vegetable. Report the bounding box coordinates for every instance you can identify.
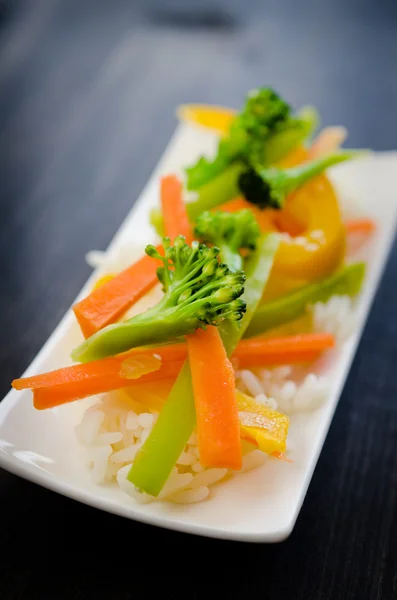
[345,218,376,235]
[308,126,348,159]
[237,391,289,455]
[238,152,357,210]
[32,362,182,410]
[160,174,193,243]
[176,103,236,134]
[73,246,163,338]
[12,344,186,409]
[12,332,335,409]
[185,87,318,190]
[71,236,246,362]
[186,163,246,220]
[194,209,260,272]
[233,332,335,368]
[245,262,366,338]
[187,326,242,469]
[128,233,279,496]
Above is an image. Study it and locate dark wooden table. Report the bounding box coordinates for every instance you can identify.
[1,1,397,598]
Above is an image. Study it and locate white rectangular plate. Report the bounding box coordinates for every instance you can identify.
[1,123,396,542]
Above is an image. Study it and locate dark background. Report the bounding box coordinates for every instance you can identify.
[1,1,397,598]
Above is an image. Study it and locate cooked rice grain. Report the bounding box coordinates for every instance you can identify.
[313,294,357,342]
[77,399,267,504]
[169,486,210,504]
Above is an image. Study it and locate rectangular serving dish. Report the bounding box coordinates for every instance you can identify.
[1,123,396,542]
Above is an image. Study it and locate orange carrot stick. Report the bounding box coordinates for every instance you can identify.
[234,350,322,368]
[13,333,335,409]
[161,175,193,243]
[344,218,376,235]
[187,326,242,470]
[272,451,293,463]
[73,246,163,338]
[12,345,185,391]
[30,361,183,410]
[233,333,334,367]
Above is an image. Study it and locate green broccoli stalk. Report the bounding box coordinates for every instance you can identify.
[194,209,260,272]
[185,87,319,190]
[238,151,357,210]
[71,236,246,363]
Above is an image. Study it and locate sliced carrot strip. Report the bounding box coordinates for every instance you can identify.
[233,350,322,369]
[272,451,293,463]
[345,218,376,235]
[31,361,183,410]
[73,246,163,338]
[308,126,347,159]
[233,333,334,367]
[160,175,193,243]
[13,334,335,409]
[12,344,186,391]
[187,326,242,470]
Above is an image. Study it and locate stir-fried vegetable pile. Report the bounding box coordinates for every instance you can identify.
[12,86,375,498]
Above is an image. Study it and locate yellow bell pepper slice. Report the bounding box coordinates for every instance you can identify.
[121,380,176,413]
[236,390,289,455]
[92,274,115,291]
[176,103,235,135]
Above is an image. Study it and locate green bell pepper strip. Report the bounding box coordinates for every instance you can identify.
[127,233,280,496]
[186,162,245,221]
[245,262,366,338]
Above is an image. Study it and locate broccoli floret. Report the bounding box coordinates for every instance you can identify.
[194,209,260,272]
[71,236,246,362]
[185,87,318,190]
[238,151,358,210]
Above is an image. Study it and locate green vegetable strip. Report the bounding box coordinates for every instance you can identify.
[149,207,165,238]
[186,162,245,222]
[262,106,319,165]
[245,262,366,338]
[128,359,196,495]
[219,233,280,353]
[127,233,280,496]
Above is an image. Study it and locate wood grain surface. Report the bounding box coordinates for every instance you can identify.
[1,1,397,598]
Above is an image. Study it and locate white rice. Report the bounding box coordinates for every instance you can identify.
[85,243,140,273]
[77,400,242,504]
[312,294,357,342]
[236,367,329,414]
[240,450,268,473]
